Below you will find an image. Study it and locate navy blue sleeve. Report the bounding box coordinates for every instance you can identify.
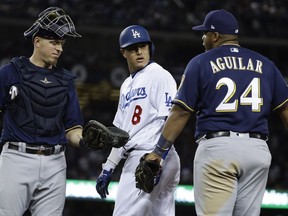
[173,56,201,112]
[64,79,84,130]
[0,63,20,110]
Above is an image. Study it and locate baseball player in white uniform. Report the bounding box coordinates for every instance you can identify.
[96,25,180,216]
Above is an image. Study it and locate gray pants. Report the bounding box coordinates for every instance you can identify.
[0,142,67,216]
[194,132,271,216]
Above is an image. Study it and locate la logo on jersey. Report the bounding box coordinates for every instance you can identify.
[131,29,141,38]
[165,92,173,107]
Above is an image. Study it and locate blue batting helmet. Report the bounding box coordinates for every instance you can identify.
[119,25,154,57]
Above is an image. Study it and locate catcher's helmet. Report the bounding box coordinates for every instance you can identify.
[119,25,154,57]
[24,7,81,40]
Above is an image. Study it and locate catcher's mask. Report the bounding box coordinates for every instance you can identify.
[24,7,82,40]
[119,25,155,57]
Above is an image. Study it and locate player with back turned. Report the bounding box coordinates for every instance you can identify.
[0,7,128,216]
[96,25,181,216]
[136,9,288,216]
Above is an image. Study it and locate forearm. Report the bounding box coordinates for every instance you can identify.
[103,147,122,170]
[278,101,288,129]
[163,106,191,142]
[153,104,191,157]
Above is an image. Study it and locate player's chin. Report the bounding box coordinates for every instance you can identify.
[135,63,146,70]
[50,56,59,64]
[135,59,148,67]
[48,59,58,66]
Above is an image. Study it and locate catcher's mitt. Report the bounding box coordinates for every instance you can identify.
[135,153,162,193]
[80,120,129,150]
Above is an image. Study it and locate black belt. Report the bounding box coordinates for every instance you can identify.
[8,142,66,156]
[203,131,268,141]
[127,148,135,153]
[122,147,135,158]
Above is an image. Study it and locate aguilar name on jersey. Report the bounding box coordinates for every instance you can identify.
[173,45,288,138]
[113,62,177,151]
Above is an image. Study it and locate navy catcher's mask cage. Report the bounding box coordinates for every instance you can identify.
[119,25,155,57]
[24,7,82,40]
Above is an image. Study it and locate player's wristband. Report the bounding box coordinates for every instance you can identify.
[153,135,173,158]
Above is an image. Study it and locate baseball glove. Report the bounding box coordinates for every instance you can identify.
[135,153,162,193]
[80,120,129,150]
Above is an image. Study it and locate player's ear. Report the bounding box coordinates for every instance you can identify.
[33,36,41,47]
[120,48,127,58]
[213,32,220,42]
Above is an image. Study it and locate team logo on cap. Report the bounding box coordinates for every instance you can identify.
[131,29,141,38]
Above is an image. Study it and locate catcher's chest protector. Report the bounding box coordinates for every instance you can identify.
[10,56,73,136]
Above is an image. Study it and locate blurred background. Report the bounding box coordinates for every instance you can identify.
[0,0,288,215]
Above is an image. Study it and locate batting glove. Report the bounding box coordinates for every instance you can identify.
[96,169,113,199]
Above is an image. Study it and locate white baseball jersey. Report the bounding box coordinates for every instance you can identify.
[112,61,180,216]
[113,62,177,153]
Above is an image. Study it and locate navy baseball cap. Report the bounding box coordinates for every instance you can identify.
[192,9,239,35]
[34,28,67,40]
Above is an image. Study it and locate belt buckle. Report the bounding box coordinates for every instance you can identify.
[36,149,44,155]
[37,146,46,155]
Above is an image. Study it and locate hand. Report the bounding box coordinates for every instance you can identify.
[145,153,162,186]
[96,169,113,199]
[145,152,161,164]
[135,153,162,193]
